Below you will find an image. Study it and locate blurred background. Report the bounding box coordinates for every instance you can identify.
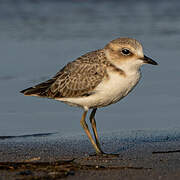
[0,0,179,136]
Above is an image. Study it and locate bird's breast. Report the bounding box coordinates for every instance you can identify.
[94,70,141,107]
[58,70,141,110]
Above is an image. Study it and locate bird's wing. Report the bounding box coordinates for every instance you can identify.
[21,50,107,98]
[44,50,107,98]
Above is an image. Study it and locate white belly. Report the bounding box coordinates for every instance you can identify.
[58,70,141,110]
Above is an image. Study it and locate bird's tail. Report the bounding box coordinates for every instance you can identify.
[20,78,55,97]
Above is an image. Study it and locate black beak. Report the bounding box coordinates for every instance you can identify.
[142,55,158,65]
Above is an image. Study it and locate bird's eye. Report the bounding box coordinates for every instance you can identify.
[121,49,130,55]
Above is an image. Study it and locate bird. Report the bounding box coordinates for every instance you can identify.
[20,37,158,155]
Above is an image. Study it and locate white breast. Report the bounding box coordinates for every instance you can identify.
[58,69,141,110]
[92,69,141,107]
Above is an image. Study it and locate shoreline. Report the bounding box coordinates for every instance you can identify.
[1,130,180,179]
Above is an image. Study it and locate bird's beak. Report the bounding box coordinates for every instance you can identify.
[141,55,158,65]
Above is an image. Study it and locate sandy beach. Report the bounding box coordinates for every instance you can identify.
[0,130,180,180]
[0,0,180,179]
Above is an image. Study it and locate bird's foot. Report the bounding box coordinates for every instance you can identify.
[89,152,119,157]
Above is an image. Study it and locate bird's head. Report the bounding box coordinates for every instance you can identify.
[104,37,158,71]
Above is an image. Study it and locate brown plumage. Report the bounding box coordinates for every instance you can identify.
[20,49,109,98]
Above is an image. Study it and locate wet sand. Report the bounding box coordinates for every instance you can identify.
[0,131,180,179]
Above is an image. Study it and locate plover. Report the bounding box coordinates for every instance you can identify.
[20,37,158,155]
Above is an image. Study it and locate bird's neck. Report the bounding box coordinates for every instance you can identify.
[109,60,142,77]
[121,62,141,75]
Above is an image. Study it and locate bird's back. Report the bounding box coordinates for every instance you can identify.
[20,49,108,99]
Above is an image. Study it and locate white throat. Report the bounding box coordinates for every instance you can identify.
[119,60,143,75]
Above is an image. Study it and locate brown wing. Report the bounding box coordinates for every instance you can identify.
[21,50,107,98]
[47,59,106,98]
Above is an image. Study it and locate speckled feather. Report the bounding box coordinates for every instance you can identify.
[21,49,110,98]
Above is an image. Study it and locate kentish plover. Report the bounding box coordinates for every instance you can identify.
[21,38,158,155]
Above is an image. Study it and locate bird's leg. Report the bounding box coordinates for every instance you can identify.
[89,108,104,154]
[80,110,102,154]
[89,109,119,157]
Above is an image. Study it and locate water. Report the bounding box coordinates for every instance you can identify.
[0,0,180,136]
